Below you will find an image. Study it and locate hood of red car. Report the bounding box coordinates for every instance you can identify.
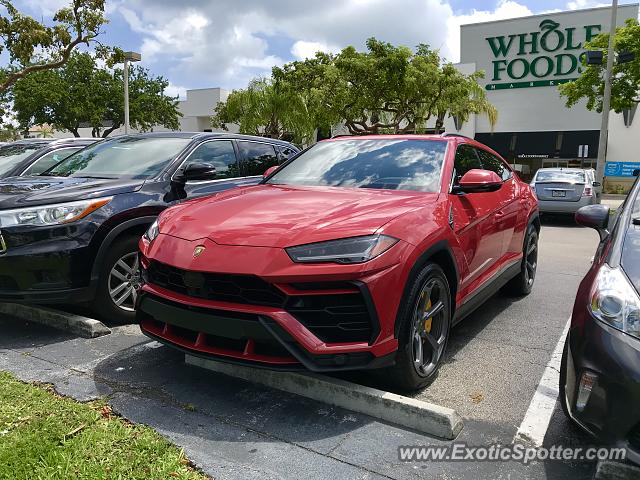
[159,184,435,247]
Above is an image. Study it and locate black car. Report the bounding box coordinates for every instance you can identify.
[560,183,640,464]
[0,138,97,178]
[0,132,299,323]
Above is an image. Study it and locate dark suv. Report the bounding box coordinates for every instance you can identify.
[0,138,97,178]
[0,132,298,323]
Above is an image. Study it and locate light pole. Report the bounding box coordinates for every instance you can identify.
[595,0,618,198]
[123,51,141,134]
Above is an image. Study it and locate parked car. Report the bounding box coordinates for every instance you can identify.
[137,134,539,390]
[0,132,299,324]
[0,138,97,178]
[531,167,600,214]
[560,181,640,463]
[584,168,603,201]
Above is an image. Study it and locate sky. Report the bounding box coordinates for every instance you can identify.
[8,0,640,98]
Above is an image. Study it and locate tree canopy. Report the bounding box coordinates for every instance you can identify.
[12,52,182,137]
[559,18,640,113]
[212,38,497,144]
[0,0,108,95]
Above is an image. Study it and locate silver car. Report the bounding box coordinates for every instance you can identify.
[531,168,600,214]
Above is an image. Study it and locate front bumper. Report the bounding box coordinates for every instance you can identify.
[0,221,97,303]
[538,196,594,213]
[565,315,640,463]
[137,235,407,372]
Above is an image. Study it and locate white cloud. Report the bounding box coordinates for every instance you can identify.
[164,82,187,99]
[566,0,609,9]
[291,41,339,60]
[446,1,534,63]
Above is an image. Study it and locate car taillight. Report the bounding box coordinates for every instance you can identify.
[582,186,593,197]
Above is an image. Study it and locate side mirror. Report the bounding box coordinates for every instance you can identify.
[453,169,503,194]
[263,165,279,179]
[575,204,610,241]
[173,162,216,184]
[592,181,602,187]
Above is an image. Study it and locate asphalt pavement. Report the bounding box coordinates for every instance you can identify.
[0,212,630,479]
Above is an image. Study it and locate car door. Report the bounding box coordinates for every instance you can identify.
[475,148,520,259]
[449,144,504,292]
[180,139,253,198]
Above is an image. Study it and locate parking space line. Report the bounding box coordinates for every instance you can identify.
[514,317,571,447]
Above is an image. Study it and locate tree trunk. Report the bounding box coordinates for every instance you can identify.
[102,123,120,138]
[434,113,445,134]
[69,127,80,137]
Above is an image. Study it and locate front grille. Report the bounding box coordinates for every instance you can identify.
[628,423,640,451]
[285,292,373,343]
[145,262,378,344]
[146,261,286,307]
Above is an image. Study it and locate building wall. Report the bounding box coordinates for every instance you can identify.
[461,5,638,133]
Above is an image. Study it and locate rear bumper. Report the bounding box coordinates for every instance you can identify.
[538,197,594,213]
[564,314,640,463]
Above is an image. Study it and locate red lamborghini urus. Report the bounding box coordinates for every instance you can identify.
[137,134,539,390]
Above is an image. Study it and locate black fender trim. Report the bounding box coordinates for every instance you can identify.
[90,216,158,285]
[393,239,458,338]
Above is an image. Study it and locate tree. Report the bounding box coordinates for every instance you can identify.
[0,124,20,141]
[559,18,640,113]
[0,0,108,95]
[213,38,497,141]
[12,52,182,137]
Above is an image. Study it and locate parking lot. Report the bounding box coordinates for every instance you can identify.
[0,213,625,480]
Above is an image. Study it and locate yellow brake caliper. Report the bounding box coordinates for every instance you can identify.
[424,297,433,334]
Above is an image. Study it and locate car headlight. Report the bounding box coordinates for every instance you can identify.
[589,264,640,339]
[143,219,159,243]
[286,234,399,264]
[0,197,112,227]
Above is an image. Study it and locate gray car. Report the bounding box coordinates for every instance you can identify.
[531,168,600,214]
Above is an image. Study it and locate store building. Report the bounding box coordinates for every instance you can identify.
[450,3,639,186]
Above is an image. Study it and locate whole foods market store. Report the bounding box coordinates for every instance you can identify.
[451,3,639,184]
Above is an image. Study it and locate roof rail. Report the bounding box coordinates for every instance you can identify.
[50,137,97,143]
[441,133,472,140]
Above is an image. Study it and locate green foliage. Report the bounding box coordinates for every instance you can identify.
[0,0,108,94]
[12,52,182,137]
[212,37,497,143]
[0,371,206,480]
[559,18,640,113]
[0,124,20,141]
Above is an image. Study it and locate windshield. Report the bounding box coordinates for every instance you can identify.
[266,139,447,192]
[0,143,45,176]
[535,170,585,183]
[46,136,192,179]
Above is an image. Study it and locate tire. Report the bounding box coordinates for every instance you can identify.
[93,235,141,325]
[384,263,452,391]
[503,223,538,297]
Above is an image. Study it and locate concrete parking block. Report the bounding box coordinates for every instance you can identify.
[0,303,111,338]
[595,460,640,480]
[185,354,463,440]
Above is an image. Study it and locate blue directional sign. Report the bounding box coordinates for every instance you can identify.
[605,162,640,177]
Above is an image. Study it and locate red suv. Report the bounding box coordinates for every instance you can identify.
[137,134,539,390]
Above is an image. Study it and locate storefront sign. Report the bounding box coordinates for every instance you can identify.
[485,19,601,90]
[605,162,640,177]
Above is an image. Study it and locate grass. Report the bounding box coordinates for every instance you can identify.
[0,371,208,480]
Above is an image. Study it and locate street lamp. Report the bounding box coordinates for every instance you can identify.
[123,51,141,134]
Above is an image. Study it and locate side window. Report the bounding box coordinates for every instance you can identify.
[187,140,239,179]
[278,145,298,161]
[238,141,279,176]
[22,147,81,176]
[453,144,482,184]
[477,149,511,181]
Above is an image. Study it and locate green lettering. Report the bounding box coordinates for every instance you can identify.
[486,35,516,58]
[531,56,554,78]
[507,58,529,80]
[584,24,602,42]
[555,53,578,76]
[492,60,508,80]
[564,28,581,50]
[517,32,540,55]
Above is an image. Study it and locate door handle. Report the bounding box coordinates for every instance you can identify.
[495,210,506,218]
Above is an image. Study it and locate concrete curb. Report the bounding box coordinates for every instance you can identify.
[0,303,111,338]
[185,354,463,440]
[595,461,640,480]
